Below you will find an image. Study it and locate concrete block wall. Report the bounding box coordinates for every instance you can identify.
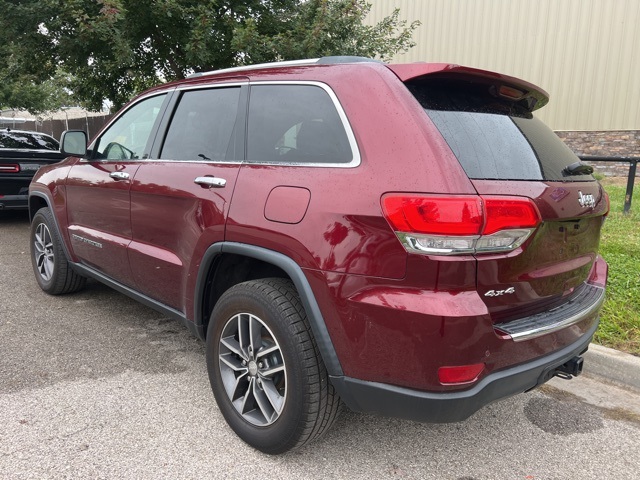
[556,130,640,177]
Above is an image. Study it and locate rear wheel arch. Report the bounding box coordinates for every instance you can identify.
[195,242,344,377]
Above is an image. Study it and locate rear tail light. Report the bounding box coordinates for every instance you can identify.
[0,164,20,173]
[382,194,541,255]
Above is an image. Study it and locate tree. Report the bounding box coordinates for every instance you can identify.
[0,71,72,115]
[232,0,419,64]
[0,0,419,113]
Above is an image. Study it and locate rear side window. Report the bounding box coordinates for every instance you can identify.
[247,84,353,164]
[407,81,593,182]
[0,131,59,150]
[161,87,241,161]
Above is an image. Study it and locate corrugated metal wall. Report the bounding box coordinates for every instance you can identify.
[366,0,640,131]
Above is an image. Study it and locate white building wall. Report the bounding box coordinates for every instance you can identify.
[366,0,640,131]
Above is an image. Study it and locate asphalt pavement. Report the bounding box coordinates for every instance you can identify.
[1,210,639,480]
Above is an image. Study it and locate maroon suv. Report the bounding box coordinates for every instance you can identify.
[28,57,608,454]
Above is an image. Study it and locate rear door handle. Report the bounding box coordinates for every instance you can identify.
[194,176,226,188]
[109,171,130,180]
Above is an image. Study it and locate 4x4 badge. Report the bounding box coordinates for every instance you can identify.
[578,191,596,208]
[484,287,515,297]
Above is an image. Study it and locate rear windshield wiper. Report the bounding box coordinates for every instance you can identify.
[563,161,594,176]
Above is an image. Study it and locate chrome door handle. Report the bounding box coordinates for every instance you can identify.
[194,176,226,188]
[109,171,130,180]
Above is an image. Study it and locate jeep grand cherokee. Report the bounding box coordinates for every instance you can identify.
[29,57,608,454]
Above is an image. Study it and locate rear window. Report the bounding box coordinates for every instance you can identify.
[0,131,59,150]
[247,84,353,164]
[407,81,593,182]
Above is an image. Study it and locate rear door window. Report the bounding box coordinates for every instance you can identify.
[407,81,593,182]
[160,87,241,161]
[246,84,353,164]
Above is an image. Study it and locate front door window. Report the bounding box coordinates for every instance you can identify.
[94,94,167,160]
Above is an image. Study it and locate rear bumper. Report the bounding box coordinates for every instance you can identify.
[495,283,605,341]
[330,320,598,423]
[0,194,28,209]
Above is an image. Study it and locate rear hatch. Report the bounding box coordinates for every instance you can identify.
[397,67,608,327]
[0,130,64,195]
[0,149,65,195]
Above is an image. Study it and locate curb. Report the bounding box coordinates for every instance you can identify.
[583,343,640,392]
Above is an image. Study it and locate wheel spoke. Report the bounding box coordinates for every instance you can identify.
[260,378,285,415]
[230,371,249,402]
[261,365,285,377]
[256,344,279,359]
[220,336,245,359]
[43,257,52,279]
[252,381,276,423]
[34,234,44,253]
[220,361,249,402]
[237,314,251,358]
[219,353,247,372]
[240,377,255,414]
[249,315,263,354]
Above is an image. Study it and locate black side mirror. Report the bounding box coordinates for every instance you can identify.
[60,130,88,157]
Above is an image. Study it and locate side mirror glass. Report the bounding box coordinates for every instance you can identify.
[60,130,88,157]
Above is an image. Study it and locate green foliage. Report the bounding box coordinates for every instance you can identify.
[232,0,420,64]
[597,180,640,355]
[0,72,72,115]
[0,0,419,112]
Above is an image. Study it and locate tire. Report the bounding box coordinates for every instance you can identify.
[206,278,342,454]
[30,207,86,295]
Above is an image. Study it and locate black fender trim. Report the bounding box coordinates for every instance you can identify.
[29,191,75,263]
[331,321,598,423]
[195,242,344,377]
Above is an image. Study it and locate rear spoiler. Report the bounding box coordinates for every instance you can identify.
[387,63,549,112]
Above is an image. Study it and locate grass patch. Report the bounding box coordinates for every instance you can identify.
[596,178,640,355]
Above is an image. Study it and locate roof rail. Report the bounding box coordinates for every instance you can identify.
[186,56,380,79]
[317,56,381,64]
[187,59,320,78]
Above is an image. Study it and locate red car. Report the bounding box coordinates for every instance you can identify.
[28,57,608,454]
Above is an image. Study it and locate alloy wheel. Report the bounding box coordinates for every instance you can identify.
[34,223,54,282]
[218,312,287,426]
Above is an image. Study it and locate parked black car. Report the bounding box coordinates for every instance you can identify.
[0,128,64,210]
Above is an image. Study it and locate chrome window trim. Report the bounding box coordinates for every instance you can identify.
[138,159,244,165]
[88,81,361,168]
[245,81,361,169]
[176,82,247,92]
